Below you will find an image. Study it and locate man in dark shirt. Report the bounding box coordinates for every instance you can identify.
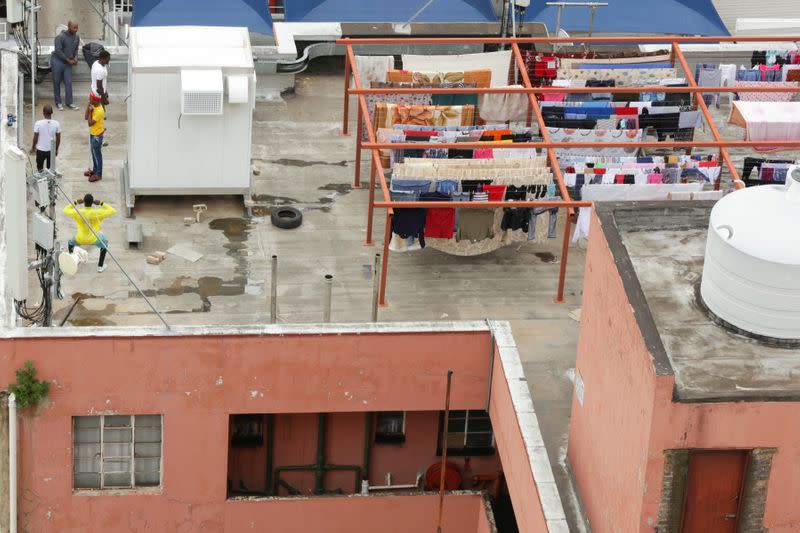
[51,21,80,111]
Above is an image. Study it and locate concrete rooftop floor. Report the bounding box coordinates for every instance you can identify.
[22,55,798,531]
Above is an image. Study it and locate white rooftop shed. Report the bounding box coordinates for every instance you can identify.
[124,26,256,214]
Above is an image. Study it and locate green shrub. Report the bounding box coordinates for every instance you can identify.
[9,361,50,408]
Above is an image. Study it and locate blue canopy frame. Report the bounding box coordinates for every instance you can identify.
[284,0,497,23]
[132,0,274,36]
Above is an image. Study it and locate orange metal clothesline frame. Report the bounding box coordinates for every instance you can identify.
[339,35,800,307]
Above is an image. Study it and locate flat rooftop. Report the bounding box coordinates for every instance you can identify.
[605,203,800,402]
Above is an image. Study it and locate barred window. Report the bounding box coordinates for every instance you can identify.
[438,410,495,456]
[73,415,162,490]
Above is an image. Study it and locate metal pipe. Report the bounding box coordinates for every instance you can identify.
[265,414,274,494]
[315,413,326,493]
[555,208,573,303]
[81,0,128,47]
[349,85,800,94]
[366,157,376,245]
[338,35,800,44]
[485,324,495,412]
[379,213,392,306]
[354,104,363,188]
[375,200,590,209]
[363,413,372,481]
[437,370,454,533]
[364,140,800,149]
[9,394,16,533]
[371,254,380,322]
[342,47,351,135]
[17,72,23,148]
[54,182,170,329]
[323,274,333,323]
[29,0,36,130]
[50,137,56,173]
[269,255,277,324]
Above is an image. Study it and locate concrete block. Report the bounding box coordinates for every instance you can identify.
[528,444,555,484]
[146,255,161,265]
[546,519,571,533]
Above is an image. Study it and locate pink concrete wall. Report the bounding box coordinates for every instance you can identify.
[640,392,800,530]
[567,211,660,532]
[570,211,800,532]
[0,331,500,530]
[489,352,549,532]
[225,493,487,533]
[228,411,502,494]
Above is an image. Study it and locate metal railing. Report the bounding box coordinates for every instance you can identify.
[340,35,800,307]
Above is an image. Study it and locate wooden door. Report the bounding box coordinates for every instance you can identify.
[682,450,749,532]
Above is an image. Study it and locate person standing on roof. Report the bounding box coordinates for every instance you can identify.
[63,193,116,273]
[51,20,80,111]
[29,105,61,171]
[84,92,105,182]
[91,50,111,105]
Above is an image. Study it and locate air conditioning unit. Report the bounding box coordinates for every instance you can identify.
[181,69,223,115]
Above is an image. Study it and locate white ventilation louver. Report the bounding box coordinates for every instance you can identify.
[181,69,223,115]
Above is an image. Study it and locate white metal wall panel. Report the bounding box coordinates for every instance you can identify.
[711,0,799,34]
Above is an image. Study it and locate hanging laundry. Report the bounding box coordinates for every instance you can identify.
[478,85,529,122]
[352,55,394,87]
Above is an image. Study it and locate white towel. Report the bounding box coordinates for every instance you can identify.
[352,55,394,87]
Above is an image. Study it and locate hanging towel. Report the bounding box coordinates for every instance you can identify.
[478,85,529,122]
[352,56,394,87]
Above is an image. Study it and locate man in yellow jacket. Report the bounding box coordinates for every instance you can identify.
[63,193,116,272]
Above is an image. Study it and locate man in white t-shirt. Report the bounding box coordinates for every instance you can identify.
[30,105,61,171]
[91,50,110,104]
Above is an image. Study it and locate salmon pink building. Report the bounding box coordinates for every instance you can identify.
[0,322,568,532]
[568,203,800,532]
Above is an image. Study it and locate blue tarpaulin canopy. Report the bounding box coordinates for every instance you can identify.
[132,0,274,36]
[523,0,729,36]
[284,0,497,23]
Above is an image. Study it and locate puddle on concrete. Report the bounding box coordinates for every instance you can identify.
[267,158,348,168]
[251,194,300,205]
[318,183,352,194]
[534,252,557,263]
[209,218,251,243]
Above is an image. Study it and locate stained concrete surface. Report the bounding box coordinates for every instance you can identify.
[22,55,795,530]
[622,222,800,402]
[22,58,588,529]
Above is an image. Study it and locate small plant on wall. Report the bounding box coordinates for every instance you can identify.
[8,361,50,408]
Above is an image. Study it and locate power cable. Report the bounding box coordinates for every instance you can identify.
[53,182,170,330]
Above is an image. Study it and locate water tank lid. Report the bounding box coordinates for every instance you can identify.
[709,178,800,266]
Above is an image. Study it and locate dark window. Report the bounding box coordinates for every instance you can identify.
[437,410,495,456]
[230,414,264,448]
[375,411,406,444]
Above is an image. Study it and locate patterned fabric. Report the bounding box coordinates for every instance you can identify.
[558,68,678,83]
[387,69,492,88]
[362,89,432,141]
[733,81,799,102]
[373,103,475,130]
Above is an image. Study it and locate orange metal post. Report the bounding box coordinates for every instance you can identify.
[366,157,376,245]
[379,212,392,306]
[512,43,574,303]
[556,211,573,303]
[672,42,742,191]
[342,50,351,136]
[354,104,363,188]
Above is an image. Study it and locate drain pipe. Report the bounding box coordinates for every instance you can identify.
[323,274,333,323]
[9,394,16,533]
[269,255,278,324]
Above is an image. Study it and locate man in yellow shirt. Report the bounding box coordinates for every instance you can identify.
[84,92,105,182]
[63,193,116,272]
